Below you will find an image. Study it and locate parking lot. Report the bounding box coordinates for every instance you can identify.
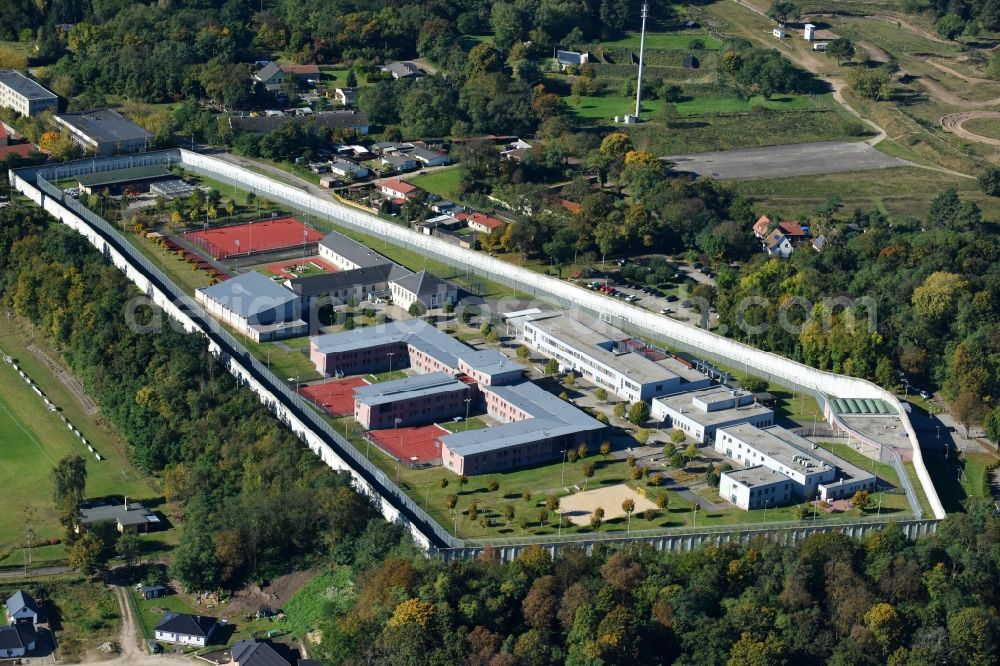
[580,264,720,329]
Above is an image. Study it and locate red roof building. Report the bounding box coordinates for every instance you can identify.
[778,221,807,239]
[0,143,40,160]
[457,211,504,234]
[379,178,421,201]
[753,215,771,238]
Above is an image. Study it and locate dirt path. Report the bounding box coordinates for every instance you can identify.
[925,58,993,85]
[858,41,890,64]
[54,586,192,666]
[940,111,1000,146]
[869,13,954,45]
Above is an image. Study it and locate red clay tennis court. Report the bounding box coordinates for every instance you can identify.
[265,256,337,280]
[299,376,369,417]
[185,217,324,259]
[368,424,448,464]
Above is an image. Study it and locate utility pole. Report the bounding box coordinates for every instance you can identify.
[634,3,649,119]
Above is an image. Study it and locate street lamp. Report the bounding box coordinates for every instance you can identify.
[464,398,472,430]
[234,239,240,269]
[763,498,770,524]
[387,351,395,373]
[561,449,567,486]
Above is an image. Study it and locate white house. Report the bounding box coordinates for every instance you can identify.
[763,229,793,258]
[154,613,218,647]
[381,154,420,172]
[410,146,451,167]
[389,270,458,311]
[773,27,786,39]
[379,178,422,201]
[333,87,357,106]
[803,23,816,40]
[5,591,39,626]
[720,466,792,510]
[329,160,369,179]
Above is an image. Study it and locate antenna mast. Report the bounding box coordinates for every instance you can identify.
[634,2,649,118]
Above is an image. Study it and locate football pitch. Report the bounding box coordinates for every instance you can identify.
[0,325,154,555]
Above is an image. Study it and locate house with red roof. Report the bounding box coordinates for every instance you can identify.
[457,211,504,235]
[752,215,771,238]
[778,220,808,240]
[379,178,422,201]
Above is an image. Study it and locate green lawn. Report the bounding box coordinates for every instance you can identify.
[961,117,1000,140]
[674,93,815,116]
[565,94,662,120]
[0,318,156,556]
[599,32,724,50]
[281,568,355,638]
[407,167,473,204]
[924,451,999,513]
[133,590,200,640]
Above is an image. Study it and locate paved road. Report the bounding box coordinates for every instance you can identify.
[0,565,71,579]
[663,141,910,180]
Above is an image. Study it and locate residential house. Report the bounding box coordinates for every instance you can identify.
[282,64,320,84]
[329,160,369,179]
[752,215,771,238]
[370,141,413,156]
[811,235,826,252]
[389,270,458,311]
[333,87,357,106]
[379,178,422,201]
[0,625,36,659]
[231,638,291,666]
[381,61,424,79]
[458,211,503,235]
[777,220,808,242]
[763,229,792,258]
[417,214,464,235]
[381,154,419,172]
[410,146,450,167]
[153,613,218,647]
[253,62,285,90]
[77,498,161,534]
[5,591,39,626]
[555,50,589,71]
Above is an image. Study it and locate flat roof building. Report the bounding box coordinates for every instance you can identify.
[196,272,306,342]
[76,164,173,195]
[0,70,57,117]
[54,109,153,156]
[720,466,793,511]
[285,263,411,307]
[514,311,710,402]
[652,388,774,443]
[716,424,876,508]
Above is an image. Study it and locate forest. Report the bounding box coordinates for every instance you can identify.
[0,204,392,590]
[288,499,1000,666]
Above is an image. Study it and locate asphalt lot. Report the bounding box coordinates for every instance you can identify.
[663,141,910,180]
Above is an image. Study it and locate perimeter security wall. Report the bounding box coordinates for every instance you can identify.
[175,149,945,520]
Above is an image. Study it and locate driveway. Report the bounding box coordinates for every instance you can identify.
[663,141,910,180]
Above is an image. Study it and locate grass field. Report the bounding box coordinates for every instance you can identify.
[0,318,155,557]
[406,167,487,208]
[599,32,724,50]
[674,93,816,115]
[961,117,1000,140]
[727,167,988,220]
[133,589,200,640]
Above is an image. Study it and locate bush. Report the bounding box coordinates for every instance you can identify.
[408,302,426,317]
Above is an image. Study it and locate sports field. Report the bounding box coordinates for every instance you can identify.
[185,217,324,259]
[299,377,370,417]
[0,325,154,555]
[367,424,447,464]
